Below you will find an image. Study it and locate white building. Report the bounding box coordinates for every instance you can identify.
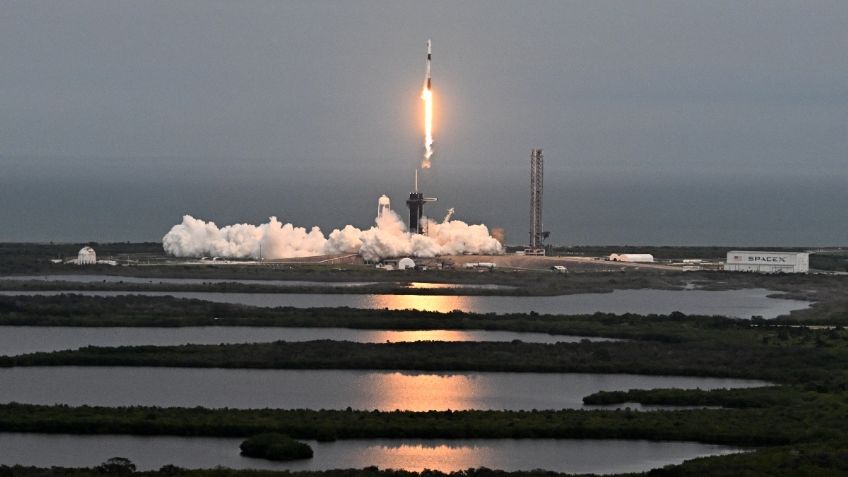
[724,251,809,274]
[609,253,654,263]
[464,262,496,270]
[76,246,97,265]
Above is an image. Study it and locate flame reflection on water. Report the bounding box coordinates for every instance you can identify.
[364,330,483,342]
[366,294,473,313]
[344,442,494,472]
[366,372,483,412]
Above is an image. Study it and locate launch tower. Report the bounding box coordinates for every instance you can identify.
[527,148,546,255]
[407,170,437,234]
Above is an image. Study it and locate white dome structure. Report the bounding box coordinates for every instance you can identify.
[397,257,416,270]
[77,246,97,265]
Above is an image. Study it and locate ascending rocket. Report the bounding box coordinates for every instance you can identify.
[421,39,434,169]
[425,39,432,90]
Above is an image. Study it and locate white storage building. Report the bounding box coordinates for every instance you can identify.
[609,253,654,263]
[724,251,809,274]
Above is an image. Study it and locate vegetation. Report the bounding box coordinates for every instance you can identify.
[5,324,848,384]
[0,293,844,340]
[581,387,800,408]
[0,294,761,336]
[239,433,313,461]
[93,458,136,475]
[810,251,848,272]
[0,391,844,446]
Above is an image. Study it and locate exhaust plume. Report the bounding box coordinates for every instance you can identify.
[421,86,433,169]
[163,203,502,262]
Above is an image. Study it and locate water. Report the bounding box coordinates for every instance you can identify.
[0,367,767,411]
[1,288,810,318]
[0,433,742,473]
[0,327,614,356]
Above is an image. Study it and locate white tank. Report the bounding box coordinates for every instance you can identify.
[77,246,97,265]
[398,257,416,270]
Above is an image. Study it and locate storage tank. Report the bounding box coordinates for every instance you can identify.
[724,251,809,274]
[397,257,416,270]
[76,246,97,265]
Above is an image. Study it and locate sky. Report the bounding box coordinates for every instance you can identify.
[1,1,846,245]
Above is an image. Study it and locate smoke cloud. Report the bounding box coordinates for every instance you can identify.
[163,204,503,261]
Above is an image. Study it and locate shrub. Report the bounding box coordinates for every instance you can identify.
[95,457,136,475]
[240,433,313,461]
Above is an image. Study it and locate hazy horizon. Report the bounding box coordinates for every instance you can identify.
[2,155,844,246]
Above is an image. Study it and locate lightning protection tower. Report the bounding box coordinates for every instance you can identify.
[527,148,545,255]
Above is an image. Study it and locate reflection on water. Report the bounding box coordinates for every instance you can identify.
[370,329,606,343]
[0,433,742,473]
[405,282,515,290]
[0,367,768,411]
[0,288,809,318]
[0,327,616,356]
[369,372,472,412]
[376,329,474,342]
[331,440,739,474]
[368,294,472,313]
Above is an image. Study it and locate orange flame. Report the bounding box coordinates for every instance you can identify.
[421,85,433,169]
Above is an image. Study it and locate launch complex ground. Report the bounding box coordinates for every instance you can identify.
[6,242,845,308]
[81,242,700,272]
[20,241,847,279]
[156,253,682,272]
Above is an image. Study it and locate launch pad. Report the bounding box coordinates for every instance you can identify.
[406,171,437,234]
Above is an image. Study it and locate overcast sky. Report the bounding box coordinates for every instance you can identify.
[1,1,846,243]
[3,1,846,173]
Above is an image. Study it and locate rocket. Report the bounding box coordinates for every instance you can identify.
[425,39,432,90]
[420,39,435,169]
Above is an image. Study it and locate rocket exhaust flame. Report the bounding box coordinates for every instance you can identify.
[421,87,433,168]
[421,39,434,169]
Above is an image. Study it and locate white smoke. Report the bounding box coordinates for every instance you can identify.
[163,204,503,261]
